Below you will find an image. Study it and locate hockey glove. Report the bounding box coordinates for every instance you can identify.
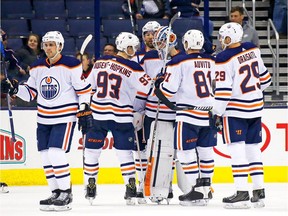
[133,112,144,131]
[208,110,223,132]
[154,76,164,88]
[1,78,19,96]
[76,103,93,135]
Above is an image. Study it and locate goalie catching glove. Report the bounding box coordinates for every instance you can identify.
[208,110,223,132]
[1,78,19,96]
[76,103,93,135]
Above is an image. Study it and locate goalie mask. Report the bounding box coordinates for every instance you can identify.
[182,29,204,51]
[42,31,64,52]
[153,26,177,60]
[115,32,140,57]
[218,22,243,50]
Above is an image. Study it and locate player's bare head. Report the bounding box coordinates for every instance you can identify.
[153,26,177,59]
[142,21,161,49]
[218,22,243,50]
[182,29,204,52]
[230,6,244,25]
[115,32,140,57]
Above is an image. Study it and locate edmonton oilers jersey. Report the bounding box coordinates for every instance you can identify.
[87,55,152,123]
[213,42,271,118]
[18,55,92,125]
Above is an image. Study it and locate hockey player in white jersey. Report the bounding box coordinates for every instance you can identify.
[137,26,185,204]
[131,21,161,63]
[1,31,93,211]
[210,22,271,209]
[155,29,217,206]
[83,32,152,205]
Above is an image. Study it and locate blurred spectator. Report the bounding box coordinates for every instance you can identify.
[214,6,259,54]
[76,51,93,79]
[122,0,171,19]
[170,0,214,40]
[15,33,46,83]
[102,43,117,56]
[0,29,25,81]
[273,0,287,38]
[229,6,259,46]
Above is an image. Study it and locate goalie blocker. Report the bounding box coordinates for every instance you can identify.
[144,121,174,203]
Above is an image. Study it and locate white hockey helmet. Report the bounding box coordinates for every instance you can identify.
[218,22,243,49]
[142,21,161,38]
[115,32,140,57]
[42,31,64,52]
[182,29,204,51]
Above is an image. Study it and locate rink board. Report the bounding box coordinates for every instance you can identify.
[0,107,287,185]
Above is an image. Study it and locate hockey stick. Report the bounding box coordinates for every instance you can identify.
[0,41,16,143]
[144,12,180,197]
[154,88,213,111]
[134,129,145,186]
[79,34,93,171]
[127,0,136,34]
[80,34,93,56]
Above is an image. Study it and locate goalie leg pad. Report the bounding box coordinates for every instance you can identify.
[144,121,175,201]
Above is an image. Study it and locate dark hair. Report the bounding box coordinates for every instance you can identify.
[103,43,117,52]
[230,6,244,15]
[27,33,42,51]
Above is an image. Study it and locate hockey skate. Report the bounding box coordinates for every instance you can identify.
[165,191,173,205]
[136,181,147,204]
[53,189,73,211]
[202,178,213,202]
[85,178,97,205]
[124,178,137,205]
[136,191,147,204]
[250,189,265,208]
[223,191,250,209]
[39,189,60,211]
[0,182,9,193]
[179,178,208,206]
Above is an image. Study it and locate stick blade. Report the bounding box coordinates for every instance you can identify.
[80,34,93,55]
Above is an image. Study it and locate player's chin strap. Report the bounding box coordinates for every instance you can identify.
[50,50,61,61]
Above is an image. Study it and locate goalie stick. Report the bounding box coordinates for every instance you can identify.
[154,88,213,111]
[144,12,181,199]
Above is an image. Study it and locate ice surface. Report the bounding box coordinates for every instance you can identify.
[0,183,287,216]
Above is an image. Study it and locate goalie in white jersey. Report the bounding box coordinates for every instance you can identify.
[137,26,185,204]
[211,22,271,209]
[1,31,93,211]
[156,29,217,206]
[83,32,152,205]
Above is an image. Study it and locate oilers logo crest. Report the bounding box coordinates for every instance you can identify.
[40,76,60,100]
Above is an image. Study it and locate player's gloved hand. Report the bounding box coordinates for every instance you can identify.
[154,75,164,88]
[1,78,19,96]
[133,112,144,131]
[76,103,93,135]
[208,110,223,132]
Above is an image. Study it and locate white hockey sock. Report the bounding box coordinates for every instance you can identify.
[246,144,264,190]
[177,149,198,187]
[48,147,71,191]
[227,142,249,191]
[84,148,102,185]
[115,149,136,185]
[197,146,214,179]
[40,150,59,192]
